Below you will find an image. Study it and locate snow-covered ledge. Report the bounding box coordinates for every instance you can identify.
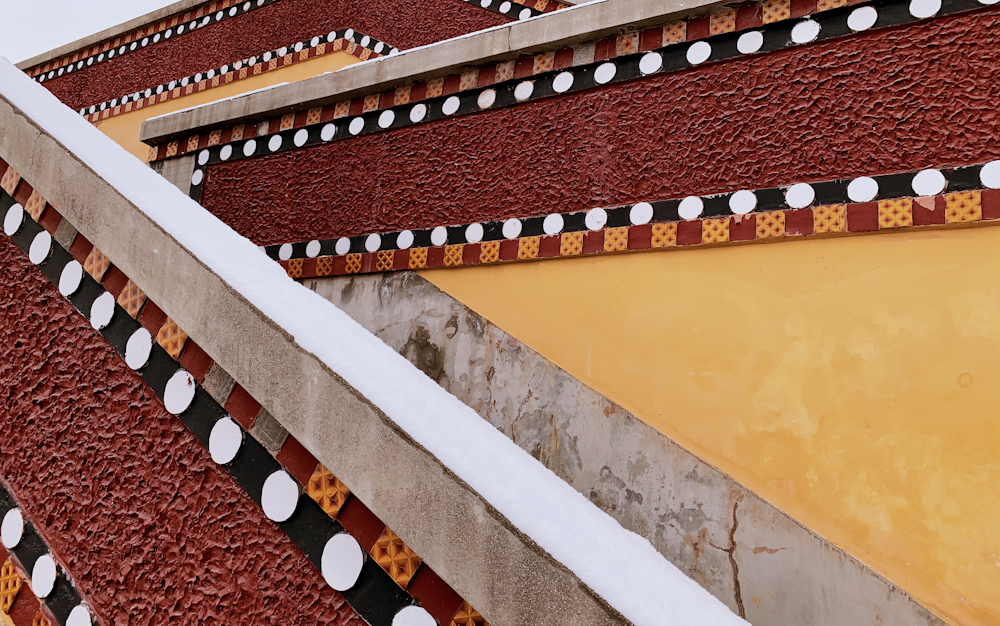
[0,56,747,626]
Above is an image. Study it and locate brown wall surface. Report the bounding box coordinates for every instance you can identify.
[0,233,365,626]
[41,0,508,111]
[200,7,1000,245]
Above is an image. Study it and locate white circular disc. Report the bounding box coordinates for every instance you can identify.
[729,190,758,215]
[593,62,617,85]
[306,240,322,258]
[586,208,607,230]
[90,292,115,330]
[59,261,84,296]
[442,96,461,115]
[639,52,662,75]
[910,0,941,18]
[278,47,288,57]
[4,204,24,236]
[552,72,574,93]
[322,533,364,591]
[500,1,512,11]
[294,128,309,147]
[243,139,257,157]
[349,117,365,135]
[1,509,23,548]
[231,6,238,15]
[360,35,371,47]
[785,183,816,208]
[912,169,946,196]
[979,0,1000,5]
[261,470,299,522]
[848,6,878,31]
[344,29,355,40]
[543,214,564,235]
[311,37,320,47]
[482,0,493,6]
[268,135,283,152]
[209,417,243,464]
[378,110,396,129]
[198,150,210,165]
[465,223,484,243]
[335,237,351,255]
[29,231,52,265]
[502,218,522,239]
[514,81,534,102]
[629,202,654,225]
[686,41,711,65]
[519,7,532,19]
[125,328,153,370]
[848,176,879,202]
[164,369,196,415]
[980,160,1000,188]
[278,243,293,260]
[66,606,91,626]
[394,230,413,249]
[321,124,337,141]
[32,555,56,598]
[477,89,497,110]
[294,42,303,52]
[431,226,448,246]
[678,196,704,220]
[374,42,384,53]
[791,19,821,44]
[191,169,204,186]
[365,233,382,252]
[392,606,437,626]
[737,31,764,54]
[410,104,428,123]
[220,145,233,160]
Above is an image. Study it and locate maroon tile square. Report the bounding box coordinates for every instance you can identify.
[69,233,93,263]
[293,111,309,128]
[138,299,167,335]
[39,205,62,235]
[393,249,410,270]
[348,98,364,116]
[101,265,128,297]
[627,224,652,250]
[179,340,213,383]
[8,581,40,626]
[320,105,337,123]
[499,239,519,261]
[408,566,463,626]
[677,220,703,245]
[791,0,816,16]
[729,215,756,242]
[686,16,710,41]
[225,385,262,429]
[361,252,377,274]
[13,180,31,205]
[410,82,427,102]
[846,202,878,232]
[462,243,481,265]
[426,246,445,268]
[554,48,575,69]
[276,436,319,485]
[593,38,613,62]
[912,196,945,226]
[477,65,497,87]
[982,189,1000,221]
[639,27,661,52]
[443,74,462,96]
[539,235,560,258]
[379,91,395,110]
[514,57,534,79]
[332,255,347,275]
[784,209,814,236]
[197,134,210,150]
[583,230,604,255]
[0,159,7,178]
[736,1,763,29]
[338,496,386,552]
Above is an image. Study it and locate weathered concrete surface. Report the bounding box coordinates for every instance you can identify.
[0,89,633,626]
[308,272,947,626]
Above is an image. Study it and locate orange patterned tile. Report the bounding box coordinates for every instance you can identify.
[459,70,480,90]
[878,199,913,228]
[817,0,847,9]
[426,78,445,99]
[533,52,555,74]
[286,258,304,278]
[157,317,189,359]
[306,107,323,125]
[32,612,51,626]
[480,241,500,263]
[604,227,628,251]
[763,0,791,23]
[945,191,982,222]
[372,527,422,589]
[117,279,147,318]
[24,190,46,221]
[186,135,200,152]
[518,237,540,259]
[334,101,351,119]
[231,124,245,141]
[363,94,380,113]
[444,245,464,267]
[651,223,677,247]
[756,212,786,238]
[0,166,20,195]
[376,250,394,272]
[306,464,351,518]
[394,86,412,106]
[814,204,846,233]
[316,257,334,276]
[495,61,515,82]
[280,113,295,131]
[345,254,362,274]
[165,141,178,158]
[0,558,21,614]
[560,232,583,256]
[84,247,111,281]
[408,247,428,269]
[615,33,639,57]
[710,9,737,34]
[702,218,730,243]
[451,601,490,626]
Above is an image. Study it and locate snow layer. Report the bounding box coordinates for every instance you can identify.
[0,56,748,626]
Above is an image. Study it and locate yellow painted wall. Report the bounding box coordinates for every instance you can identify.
[93,50,360,161]
[422,227,1000,626]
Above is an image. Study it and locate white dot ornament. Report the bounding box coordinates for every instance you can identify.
[322,533,364,591]
[66,607,92,626]
[912,169,946,196]
[552,72,574,93]
[335,237,351,255]
[164,369,196,415]
[209,417,243,464]
[678,196,704,220]
[442,96,461,116]
[477,89,497,110]
[465,223,484,243]
[593,62,617,85]
[365,234,382,252]
[220,145,233,161]
[410,104,428,123]
[785,183,816,208]
[278,243,293,260]
[261,470,299,522]
[729,190,757,215]
[349,117,365,135]
[294,128,309,147]
[639,52,662,75]
[321,124,337,141]
[268,135,283,152]
[585,208,607,231]
[848,6,878,32]
[791,19,821,44]
[431,226,448,246]
[909,0,941,18]
[980,160,1000,188]
[59,261,84,297]
[514,81,534,102]
[1,509,23,549]
[630,202,654,225]
[191,170,204,186]
[306,240,322,257]
[737,31,764,54]
[396,230,414,249]
[543,214,565,235]
[502,218,522,239]
[29,231,51,265]
[4,204,24,236]
[32,555,56,598]
[848,176,879,202]
[90,292,115,330]
[686,41,711,65]
[243,139,257,157]
[125,328,153,370]
[392,606,437,626]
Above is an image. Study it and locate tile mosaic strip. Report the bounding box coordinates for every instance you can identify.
[156,0,997,164]
[77,29,394,124]
[462,0,571,21]
[0,161,490,626]
[0,482,96,626]
[26,0,284,81]
[258,161,1000,277]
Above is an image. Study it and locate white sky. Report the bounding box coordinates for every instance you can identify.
[0,0,177,63]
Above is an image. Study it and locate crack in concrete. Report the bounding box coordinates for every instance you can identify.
[728,494,746,619]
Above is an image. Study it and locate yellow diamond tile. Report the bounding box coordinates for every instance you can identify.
[518,237,540,259]
[763,0,791,23]
[945,191,982,223]
[286,258,304,278]
[444,245,464,267]
[156,317,189,360]
[84,247,111,281]
[116,279,147,318]
[560,232,583,256]
[316,257,334,276]
[604,227,628,252]
[408,247,428,269]
[710,9,737,35]
[756,212,786,239]
[702,218,730,243]
[345,253,362,274]
[451,601,490,626]
[878,198,913,228]
[813,204,846,233]
[24,190,46,221]
[480,241,500,263]
[1,166,21,196]
[371,527,422,589]
[376,250,394,272]
[306,464,351,518]
[651,223,677,248]
[0,558,21,614]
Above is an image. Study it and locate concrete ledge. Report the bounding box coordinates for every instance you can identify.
[0,93,631,626]
[16,0,207,70]
[139,0,726,143]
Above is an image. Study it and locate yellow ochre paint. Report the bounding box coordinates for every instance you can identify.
[93,50,361,161]
[422,227,1000,626]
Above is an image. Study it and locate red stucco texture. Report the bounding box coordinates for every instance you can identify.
[0,234,364,626]
[41,0,507,111]
[199,8,1000,245]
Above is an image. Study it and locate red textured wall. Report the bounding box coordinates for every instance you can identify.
[200,8,1000,245]
[41,0,507,111]
[0,234,364,626]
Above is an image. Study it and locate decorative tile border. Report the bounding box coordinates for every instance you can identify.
[0,161,491,626]
[77,29,395,124]
[26,0,283,82]
[0,483,96,626]
[154,0,997,164]
[463,0,571,21]
[253,161,1000,277]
